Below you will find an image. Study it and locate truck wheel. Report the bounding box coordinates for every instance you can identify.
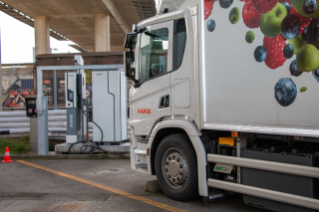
[155,133,198,201]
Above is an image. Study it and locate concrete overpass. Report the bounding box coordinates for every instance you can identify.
[0,0,156,54]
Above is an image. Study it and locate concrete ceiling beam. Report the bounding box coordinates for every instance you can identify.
[101,0,131,34]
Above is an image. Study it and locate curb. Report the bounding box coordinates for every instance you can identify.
[0,154,130,160]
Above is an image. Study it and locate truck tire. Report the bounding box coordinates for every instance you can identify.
[155,133,198,201]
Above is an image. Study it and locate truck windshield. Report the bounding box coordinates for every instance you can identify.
[139,28,169,82]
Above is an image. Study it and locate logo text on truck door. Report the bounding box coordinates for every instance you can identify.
[137,109,151,114]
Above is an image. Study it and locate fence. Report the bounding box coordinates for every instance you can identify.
[0,110,93,139]
[0,109,131,140]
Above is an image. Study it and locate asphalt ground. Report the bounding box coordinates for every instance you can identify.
[0,159,265,212]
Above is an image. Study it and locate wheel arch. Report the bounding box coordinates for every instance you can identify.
[147,119,208,197]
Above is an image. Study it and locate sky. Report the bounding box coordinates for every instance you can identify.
[0,0,159,64]
[0,11,80,64]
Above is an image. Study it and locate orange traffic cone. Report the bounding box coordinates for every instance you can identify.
[2,147,13,163]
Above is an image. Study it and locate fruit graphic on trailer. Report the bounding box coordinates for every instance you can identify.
[219,0,233,9]
[274,78,297,107]
[305,18,319,49]
[204,0,213,20]
[290,60,303,77]
[288,35,306,55]
[260,3,288,38]
[254,46,267,62]
[242,1,261,29]
[245,31,255,43]
[291,6,311,26]
[281,14,301,39]
[251,0,278,13]
[291,0,319,18]
[302,26,308,42]
[263,35,286,69]
[303,0,318,15]
[229,7,241,24]
[313,68,319,82]
[300,86,308,93]
[282,2,291,14]
[283,44,294,59]
[296,44,319,72]
[207,19,216,32]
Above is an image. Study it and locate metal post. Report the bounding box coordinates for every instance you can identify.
[236,137,247,184]
[38,96,48,155]
[54,70,57,109]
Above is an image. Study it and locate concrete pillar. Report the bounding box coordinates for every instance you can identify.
[95,14,110,52]
[34,16,50,55]
[33,16,50,94]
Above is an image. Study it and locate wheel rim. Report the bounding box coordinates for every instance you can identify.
[162,147,188,189]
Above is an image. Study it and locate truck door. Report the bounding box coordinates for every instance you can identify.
[130,21,174,136]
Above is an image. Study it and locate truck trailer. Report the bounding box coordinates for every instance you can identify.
[124,0,319,211]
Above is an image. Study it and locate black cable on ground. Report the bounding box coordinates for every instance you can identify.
[68,110,129,158]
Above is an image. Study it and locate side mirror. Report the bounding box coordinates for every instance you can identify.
[124,33,137,49]
[125,51,140,86]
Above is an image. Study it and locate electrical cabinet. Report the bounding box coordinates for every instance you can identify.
[92,70,127,143]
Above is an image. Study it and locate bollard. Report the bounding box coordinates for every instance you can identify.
[37,96,48,155]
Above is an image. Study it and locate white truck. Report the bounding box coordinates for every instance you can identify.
[124,0,319,211]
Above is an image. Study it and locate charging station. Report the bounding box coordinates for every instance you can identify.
[65,70,87,144]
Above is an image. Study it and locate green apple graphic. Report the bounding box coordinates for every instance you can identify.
[296,44,319,72]
[291,0,319,18]
[260,3,288,37]
[288,35,306,55]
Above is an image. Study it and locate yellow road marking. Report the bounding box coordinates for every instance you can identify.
[17,160,185,212]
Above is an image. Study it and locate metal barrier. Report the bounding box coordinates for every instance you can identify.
[0,110,94,137]
[0,109,130,139]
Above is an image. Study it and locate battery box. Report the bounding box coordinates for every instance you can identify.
[241,142,319,212]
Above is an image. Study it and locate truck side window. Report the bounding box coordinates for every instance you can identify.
[139,28,169,82]
[173,19,186,71]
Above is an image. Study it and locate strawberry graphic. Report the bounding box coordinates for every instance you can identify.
[204,0,214,20]
[242,1,262,28]
[251,0,278,13]
[263,35,286,69]
[278,0,290,3]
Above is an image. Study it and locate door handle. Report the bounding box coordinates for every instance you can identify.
[159,95,169,108]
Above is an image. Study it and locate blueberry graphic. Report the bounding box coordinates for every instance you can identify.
[219,0,233,9]
[254,46,267,62]
[282,2,291,14]
[302,26,308,42]
[313,67,319,82]
[281,14,301,40]
[275,78,297,107]
[303,0,318,16]
[207,19,216,32]
[283,44,294,59]
[306,19,319,49]
[290,60,303,77]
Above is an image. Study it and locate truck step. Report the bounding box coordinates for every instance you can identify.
[135,163,147,169]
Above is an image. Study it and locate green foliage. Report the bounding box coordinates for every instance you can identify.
[0,136,30,154]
